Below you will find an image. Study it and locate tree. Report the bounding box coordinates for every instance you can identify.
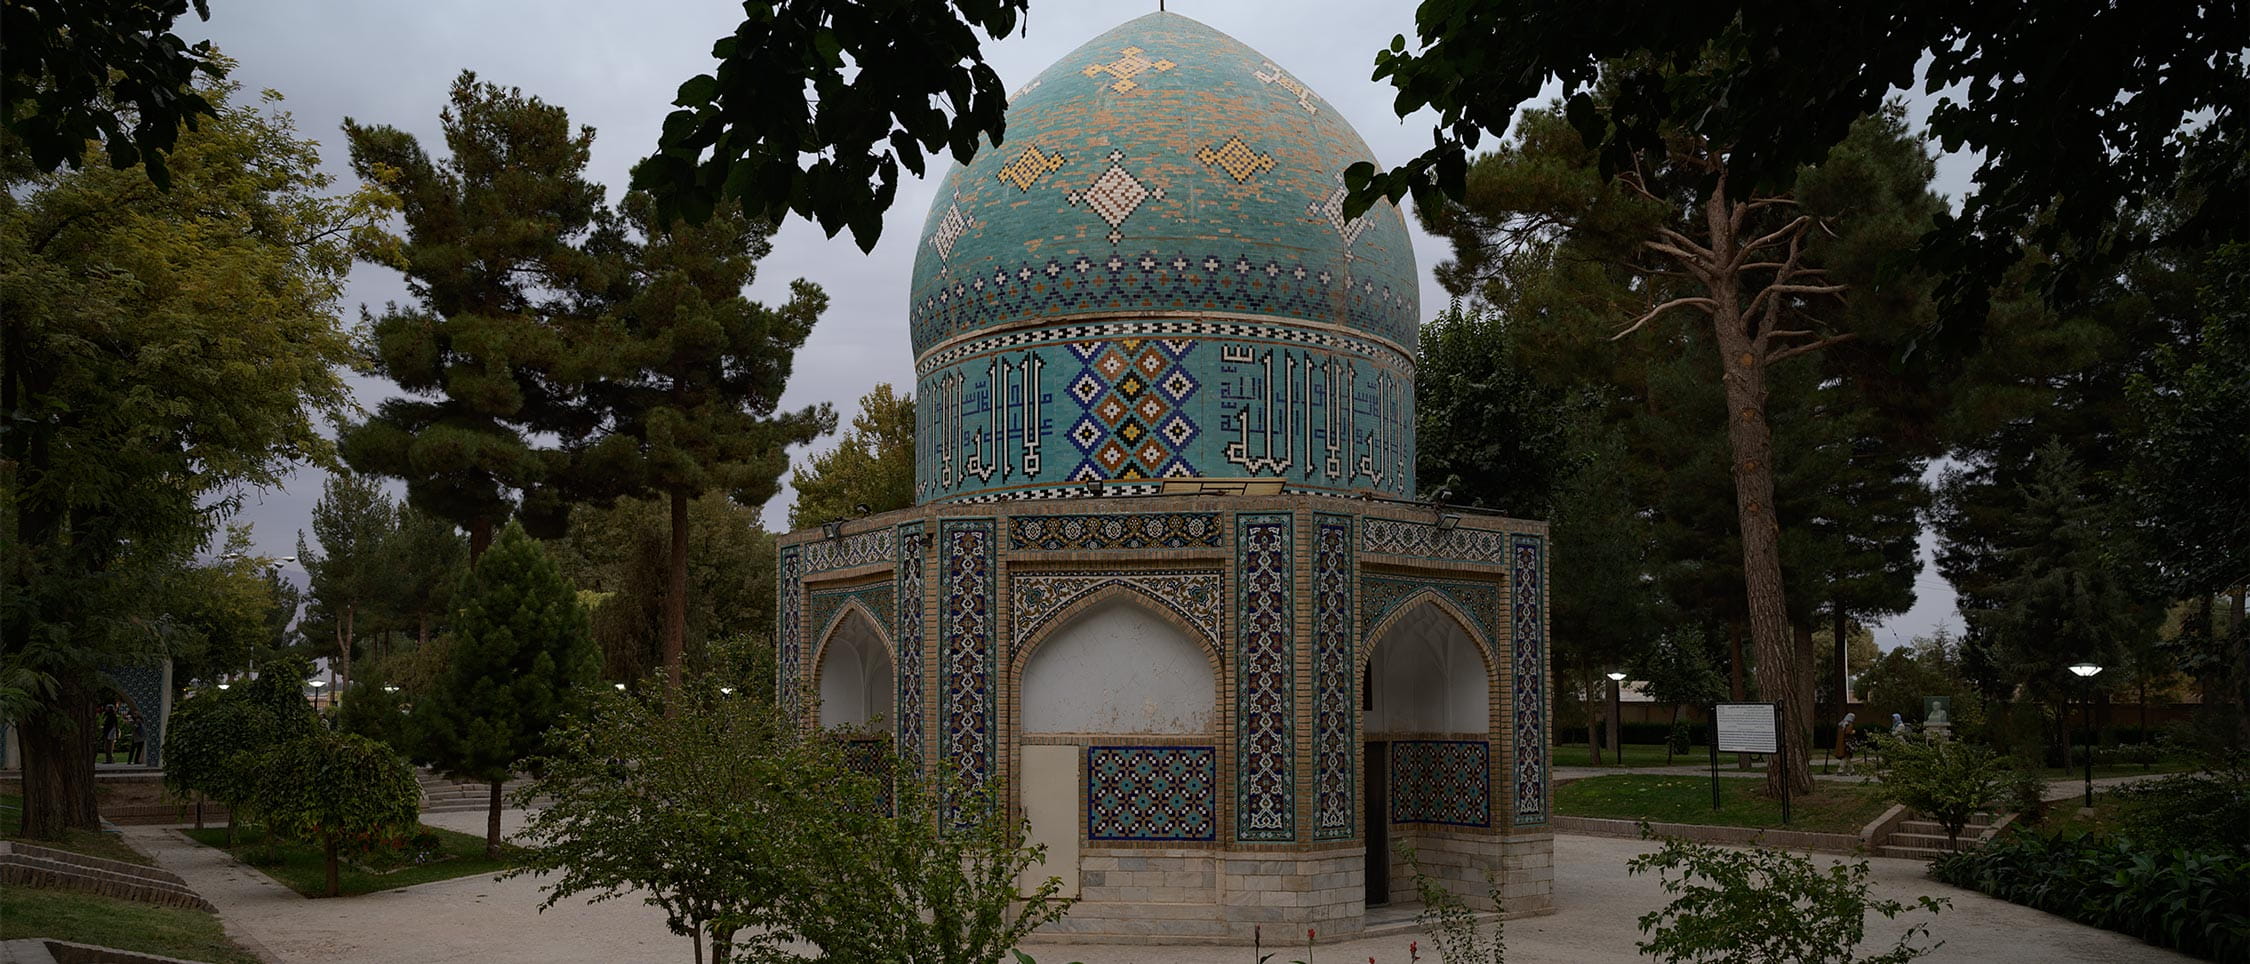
[1631,628,1728,764]
[0,0,226,189]
[256,731,421,897]
[297,473,395,700]
[1854,632,1983,736]
[556,494,777,685]
[570,190,828,694]
[339,71,606,557]
[1355,0,2248,333]
[1414,306,1578,519]
[0,80,383,837]
[787,383,916,530]
[161,693,275,845]
[1866,733,2006,848]
[165,526,283,691]
[372,504,468,653]
[1417,98,1943,795]
[639,0,1028,250]
[1630,835,1945,964]
[414,521,597,857]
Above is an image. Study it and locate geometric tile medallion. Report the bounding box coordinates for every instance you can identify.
[1008,512,1222,550]
[1196,136,1275,184]
[1067,151,1167,245]
[1081,45,1176,94]
[1388,740,1490,827]
[1088,745,1216,841]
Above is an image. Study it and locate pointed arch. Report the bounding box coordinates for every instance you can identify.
[1015,589,1222,736]
[810,601,897,729]
[1357,589,1497,678]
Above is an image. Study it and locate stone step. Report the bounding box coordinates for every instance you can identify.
[1879,845,1956,861]
[1886,832,1975,851]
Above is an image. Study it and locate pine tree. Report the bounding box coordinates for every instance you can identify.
[297,473,395,700]
[339,71,608,558]
[415,521,597,856]
[1973,442,2141,714]
[569,190,829,694]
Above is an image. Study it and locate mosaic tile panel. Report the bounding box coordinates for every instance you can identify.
[808,583,897,649]
[842,737,895,814]
[1087,745,1217,841]
[1311,515,1355,840]
[100,663,168,769]
[801,528,896,572]
[777,546,802,708]
[1008,569,1224,657]
[1360,574,1502,644]
[1512,534,1550,826]
[941,521,997,807]
[896,524,927,766]
[916,330,1414,504]
[1235,514,1294,841]
[1388,740,1490,827]
[1007,512,1222,550]
[1360,518,1512,564]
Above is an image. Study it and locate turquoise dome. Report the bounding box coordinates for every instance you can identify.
[910,13,1419,504]
[908,12,1419,357]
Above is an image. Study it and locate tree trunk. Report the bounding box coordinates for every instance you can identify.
[1667,702,1685,765]
[1831,603,1850,710]
[1727,622,1746,701]
[1586,675,1602,765]
[469,518,493,563]
[665,487,689,699]
[340,601,355,701]
[1605,676,1622,764]
[1711,285,1813,798]
[16,679,101,838]
[417,610,430,650]
[324,836,341,897]
[486,779,504,859]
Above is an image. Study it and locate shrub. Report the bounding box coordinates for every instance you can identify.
[1932,832,2250,961]
[162,694,279,844]
[255,731,421,897]
[1867,733,2007,846]
[1629,831,1946,963]
[2108,756,2250,851]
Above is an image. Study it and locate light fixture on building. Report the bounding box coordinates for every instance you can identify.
[1605,671,1627,682]
[821,520,845,540]
[1436,513,1462,531]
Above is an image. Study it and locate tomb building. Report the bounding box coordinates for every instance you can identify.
[775,11,1553,941]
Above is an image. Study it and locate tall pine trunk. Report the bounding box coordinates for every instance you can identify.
[487,779,504,859]
[16,678,100,838]
[1831,603,1850,710]
[1586,674,1603,765]
[665,488,688,698]
[469,518,493,562]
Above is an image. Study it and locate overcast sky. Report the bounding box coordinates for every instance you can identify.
[186,0,1965,651]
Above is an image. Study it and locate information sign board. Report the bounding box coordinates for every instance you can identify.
[1714,702,1780,755]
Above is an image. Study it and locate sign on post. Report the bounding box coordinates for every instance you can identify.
[1714,702,1780,754]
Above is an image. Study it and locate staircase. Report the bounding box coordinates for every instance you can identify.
[416,770,541,815]
[1876,812,2004,860]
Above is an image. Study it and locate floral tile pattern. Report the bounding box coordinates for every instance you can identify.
[1235,514,1294,841]
[1088,745,1217,841]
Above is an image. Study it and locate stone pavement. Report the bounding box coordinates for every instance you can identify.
[1548,761,2176,803]
[119,811,2189,964]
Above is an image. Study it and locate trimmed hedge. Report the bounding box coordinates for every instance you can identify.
[1931,832,2250,961]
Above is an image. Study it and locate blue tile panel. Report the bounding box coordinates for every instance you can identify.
[1360,574,1502,645]
[916,327,1413,502]
[777,546,802,708]
[1512,535,1550,826]
[895,524,927,766]
[807,583,897,649]
[1388,740,1490,827]
[1007,512,1222,550]
[1234,514,1294,841]
[1088,745,1218,841]
[1310,515,1355,839]
[941,520,998,815]
[908,13,1418,357]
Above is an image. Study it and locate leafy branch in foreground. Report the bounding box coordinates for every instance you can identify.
[1629,830,1945,964]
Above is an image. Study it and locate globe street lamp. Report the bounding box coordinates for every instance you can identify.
[2068,662,2104,807]
[1606,671,1628,765]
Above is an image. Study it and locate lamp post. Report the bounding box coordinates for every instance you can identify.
[2068,662,2103,807]
[1606,671,1627,765]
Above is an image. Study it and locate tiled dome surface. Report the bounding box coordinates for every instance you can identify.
[907,12,1419,358]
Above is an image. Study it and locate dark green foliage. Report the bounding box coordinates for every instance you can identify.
[0,0,225,189]
[254,731,421,898]
[415,522,597,792]
[2129,245,2250,598]
[788,383,916,530]
[1356,0,2249,331]
[340,72,608,550]
[1415,304,1577,518]
[1630,834,1946,964]
[160,695,276,842]
[1852,633,1984,734]
[556,495,777,684]
[1931,832,2250,962]
[336,666,413,755]
[2106,758,2250,853]
[1866,733,2007,846]
[297,472,395,693]
[639,0,1028,250]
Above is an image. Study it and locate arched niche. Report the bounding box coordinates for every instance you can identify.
[1020,595,1217,735]
[815,604,895,728]
[1363,597,1490,735]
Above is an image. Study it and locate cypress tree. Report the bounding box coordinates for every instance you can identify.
[415,521,597,856]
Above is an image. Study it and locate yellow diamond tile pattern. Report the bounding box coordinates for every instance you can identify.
[1195,137,1276,184]
[997,145,1068,192]
[1083,46,1176,93]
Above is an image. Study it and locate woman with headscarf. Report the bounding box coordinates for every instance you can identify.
[1834,712,1857,775]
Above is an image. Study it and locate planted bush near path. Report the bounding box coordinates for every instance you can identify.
[1931,832,2250,962]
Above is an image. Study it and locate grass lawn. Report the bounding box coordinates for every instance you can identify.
[2,793,155,866]
[1554,773,1894,835]
[1,885,261,964]
[1554,742,1763,768]
[183,823,524,897]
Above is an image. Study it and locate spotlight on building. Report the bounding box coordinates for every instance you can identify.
[821,520,845,540]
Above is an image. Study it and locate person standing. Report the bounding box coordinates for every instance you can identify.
[1833,712,1857,775]
[100,702,121,763]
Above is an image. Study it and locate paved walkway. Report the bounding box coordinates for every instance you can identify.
[1549,762,2173,803]
[120,812,2189,964]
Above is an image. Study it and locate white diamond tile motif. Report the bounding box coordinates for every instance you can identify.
[1068,152,1165,245]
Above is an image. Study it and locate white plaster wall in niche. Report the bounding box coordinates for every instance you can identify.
[1364,601,1488,734]
[1021,597,1216,734]
[818,606,895,727]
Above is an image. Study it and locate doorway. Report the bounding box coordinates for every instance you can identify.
[1364,740,1388,906]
